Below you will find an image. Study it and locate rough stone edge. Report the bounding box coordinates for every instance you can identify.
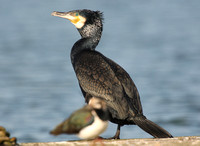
[20,136,200,146]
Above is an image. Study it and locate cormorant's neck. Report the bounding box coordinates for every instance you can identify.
[71,23,103,65]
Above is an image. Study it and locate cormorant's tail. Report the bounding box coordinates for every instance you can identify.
[133,115,173,138]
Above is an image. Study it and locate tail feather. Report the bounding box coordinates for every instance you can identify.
[133,116,173,138]
[50,122,64,135]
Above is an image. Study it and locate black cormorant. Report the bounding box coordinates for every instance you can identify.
[51,9,173,139]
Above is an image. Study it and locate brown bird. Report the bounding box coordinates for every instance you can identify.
[50,97,109,139]
[51,9,173,139]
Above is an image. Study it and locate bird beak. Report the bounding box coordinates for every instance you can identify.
[51,11,86,29]
[51,11,80,24]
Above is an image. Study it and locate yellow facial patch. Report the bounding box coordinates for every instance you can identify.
[71,16,80,24]
[70,15,86,29]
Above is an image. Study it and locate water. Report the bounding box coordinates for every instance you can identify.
[0,0,200,143]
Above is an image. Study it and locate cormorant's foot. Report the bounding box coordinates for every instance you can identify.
[94,136,120,140]
[106,136,120,140]
[106,124,121,139]
[107,126,121,139]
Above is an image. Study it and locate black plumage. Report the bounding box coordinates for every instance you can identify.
[51,9,173,139]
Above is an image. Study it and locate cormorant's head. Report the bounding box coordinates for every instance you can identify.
[51,9,103,30]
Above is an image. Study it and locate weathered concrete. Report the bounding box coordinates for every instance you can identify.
[20,136,200,146]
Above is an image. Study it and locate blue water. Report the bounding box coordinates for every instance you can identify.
[0,0,200,143]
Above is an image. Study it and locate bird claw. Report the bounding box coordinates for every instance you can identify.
[97,136,120,140]
[106,136,120,140]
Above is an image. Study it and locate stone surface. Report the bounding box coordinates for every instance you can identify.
[0,126,18,146]
[20,136,200,146]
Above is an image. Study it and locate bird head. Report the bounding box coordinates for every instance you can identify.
[89,97,107,111]
[51,9,103,30]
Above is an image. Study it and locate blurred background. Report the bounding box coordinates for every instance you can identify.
[0,0,200,143]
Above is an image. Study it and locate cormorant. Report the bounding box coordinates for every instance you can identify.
[51,9,173,139]
[50,97,109,139]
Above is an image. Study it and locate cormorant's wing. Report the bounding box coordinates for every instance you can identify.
[103,56,143,114]
[74,50,142,120]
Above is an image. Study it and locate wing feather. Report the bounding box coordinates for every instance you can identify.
[74,50,142,119]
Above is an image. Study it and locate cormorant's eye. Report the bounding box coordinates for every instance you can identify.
[75,12,79,16]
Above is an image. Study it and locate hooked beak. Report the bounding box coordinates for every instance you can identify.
[51,11,86,29]
[51,11,76,21]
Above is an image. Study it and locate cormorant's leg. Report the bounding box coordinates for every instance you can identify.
[108,124,121,139]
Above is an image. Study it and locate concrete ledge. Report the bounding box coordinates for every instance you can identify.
[20,136,200,146]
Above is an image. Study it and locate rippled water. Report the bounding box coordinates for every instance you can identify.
[0,0,200,143]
